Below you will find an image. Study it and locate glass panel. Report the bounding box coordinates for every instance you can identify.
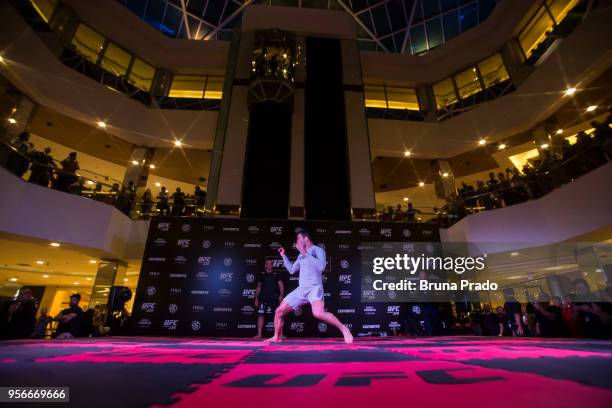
[100,43,131,77]
[421,0,440,19]
[433,78,458,109]
[128,58,155,92]
[204,76,224,99]
[546,0,580,24]
[70,24,105,63]
[443,10,460,41]
[459,3,478,32]
[455,67,483,99]
[386,87,420,110]
[441,0,458,12]
[478,0,497,19]
[518,6,554,57]
[364,85,387,109]
[409,24,427,54]
[477,54,510,88]
[29,0,58,22]
[426,18,443,49]
[168,75,206,98]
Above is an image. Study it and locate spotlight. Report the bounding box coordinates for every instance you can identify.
[540,143,549,149]
[478,139,486,145]
[174,140,183,147]
[586,105,597,112]
[556,129,563,135]
[404,150,411,157]
[498,143,506,150]
[97,121,107,128]
[564,87,576,96]
[418,182,425,187]
[50,242,60,247]
[149,164,155,169]
[8,118,16,124]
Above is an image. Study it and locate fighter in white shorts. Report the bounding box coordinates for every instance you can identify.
[266,229,353,343]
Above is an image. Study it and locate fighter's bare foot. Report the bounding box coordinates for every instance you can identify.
[265,336,282,342]
[341,327,354,344]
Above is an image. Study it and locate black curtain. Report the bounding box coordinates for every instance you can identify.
[304,37,351,220]
[241,101,292,219]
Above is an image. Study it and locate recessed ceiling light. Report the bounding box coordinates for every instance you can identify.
[50,242,60,247]
[403,197,409,202]
[498,143,506,150]
[86,277,92,281]
[556,129,563,135]
[0,55,4,63]
[36,260,45,265]
[418,182,425,187]
[131,160,139,165]
[586,105,597,112]
[97,121,107,128]
[154,182,161,187]
[403,150,411,157]
[174,140,182,147]
[478,139,486,145]
[540,143,549,149]
[86,180,94,185]
[42,275,49,278]
[73,282,79,285]
[564,87,576,96]
[442,172,449,178]
[511,252,520,256]
[8,118,16,124]
[10,278,17,282]
[89,260,97,264]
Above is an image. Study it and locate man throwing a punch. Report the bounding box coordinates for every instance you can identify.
[266,229,353,343]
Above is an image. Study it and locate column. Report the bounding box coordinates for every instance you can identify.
[123,146,155,196]
[430,159,456,200]
[500,39,534,88]
[89,259,127,309]
[416,84,437,122]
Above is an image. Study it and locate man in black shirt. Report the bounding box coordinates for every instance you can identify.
[6,288,37,339]
[28,147,57,187]
[482,304,503,336]
[253,260,284,339]
[534,295,565,337]
[503,294,524,336]
[54,293,83,339]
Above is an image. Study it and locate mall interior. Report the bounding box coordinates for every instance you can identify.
[0,0,611,338]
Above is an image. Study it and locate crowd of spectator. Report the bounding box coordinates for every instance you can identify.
[382,112,612,226]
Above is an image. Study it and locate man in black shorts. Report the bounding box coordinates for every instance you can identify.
[253,259,284,339]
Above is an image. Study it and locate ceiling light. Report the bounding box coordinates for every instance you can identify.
[418,182,425,187]
[564,87,576,96]
[0,55,4,63]
[131,160,139,165]
[586,105,597,112]
[154,182,161,187]
[556,129,563,135]
[89,260,97,264]
[403,197,409,202]
[540,143,549,149]
[498,143,506,150]
[404,150,411,157]
[478,139,486,145]
[42,275,49,278]
[73,282,79,285]
[124,278,128,282]
[97,121,107,128]
[50,242,60,247]
[36,260,45,265]
[10,278,17,282]
[174,140,182,147]
[510,252,519,256]
[86,278,92,281]
[8,118,16,124]
[86,180,94,185]
[149,164,155,169]
[442,172,449,178]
